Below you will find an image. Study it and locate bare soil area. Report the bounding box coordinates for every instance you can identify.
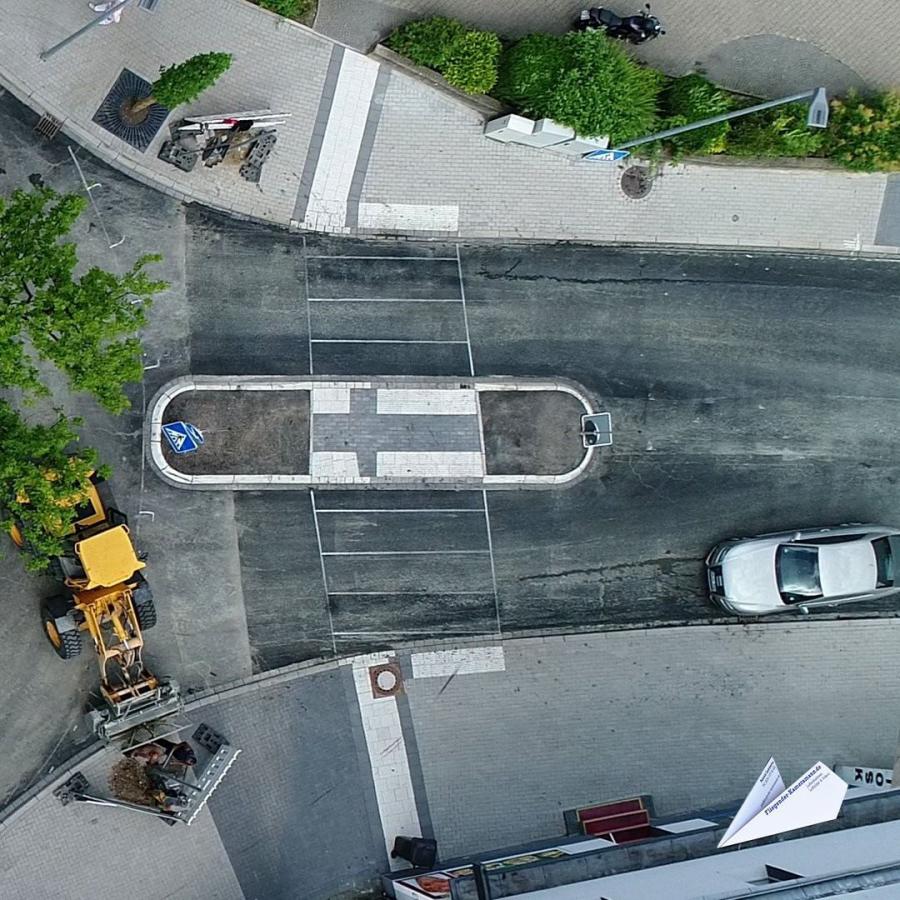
[479,391,587,476]
[162,390,310,475]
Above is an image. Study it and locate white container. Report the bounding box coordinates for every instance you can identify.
[519,118,575,148]
[484,114,535,143]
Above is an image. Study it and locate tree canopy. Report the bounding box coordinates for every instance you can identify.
[0,186,165,413]
[0,184,165,569]
[0,401,102,571]
[496,30,662,141]
[152,52,233,109]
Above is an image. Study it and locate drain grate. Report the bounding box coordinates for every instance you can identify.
[34,113,63,141]
[92,68,168,152]
[620,165,654,200]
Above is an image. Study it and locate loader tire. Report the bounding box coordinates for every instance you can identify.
[41,596,82,660]
[134,594,157,631]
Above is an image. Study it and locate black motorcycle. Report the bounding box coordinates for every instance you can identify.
[574,4,665,44]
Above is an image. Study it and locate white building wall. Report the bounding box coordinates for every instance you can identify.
[516,818,900,900]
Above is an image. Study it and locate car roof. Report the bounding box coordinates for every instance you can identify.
[816,539,877,596]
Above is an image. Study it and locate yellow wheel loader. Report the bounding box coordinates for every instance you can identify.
[12,473,181,742]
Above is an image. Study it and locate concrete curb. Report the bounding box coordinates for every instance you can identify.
[145,374,601,491]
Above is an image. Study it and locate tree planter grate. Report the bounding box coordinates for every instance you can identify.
[92,68,169,152]
[620,165,654,200]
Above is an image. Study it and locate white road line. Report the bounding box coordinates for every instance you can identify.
[308,297,463,303]
[336,629,489,637]
[302,235,314,376]
[310,339,469,345]
[473,376,489,485]
[350,655,421,868]
[482,489,502,638]
[303,51,380,232]
[456,243,475,377]
[328,590,492,596]
[315,508,486,514]
[309,490,337,654]
[321,550,490,556]
[412,647,506,678]
[305,255,458,261]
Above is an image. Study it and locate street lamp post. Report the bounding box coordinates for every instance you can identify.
[40,0,137,61]
[611,87,830,152]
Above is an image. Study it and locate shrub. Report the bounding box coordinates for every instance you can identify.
[661,74,732,155]
[255,0,314,18]
[825,90,900,172]
[495,33,568,114]
[388,17,467,70]
[443,31,502,94]
[496,30,661,141]
[727,103,825,159]
[387,17,500,95]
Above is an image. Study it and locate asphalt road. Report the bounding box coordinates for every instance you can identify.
[185,222,900,666]
[2,86,900,806]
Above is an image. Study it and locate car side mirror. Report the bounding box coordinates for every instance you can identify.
[798,605,810,615]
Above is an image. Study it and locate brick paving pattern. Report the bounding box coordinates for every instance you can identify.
[0,0,896,252]
[5,620,900,896]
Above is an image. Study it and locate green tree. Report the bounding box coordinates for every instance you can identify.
[0,186,166,414]
[0,401,102,572]
[496,31,661,141]
[131,52,233,115]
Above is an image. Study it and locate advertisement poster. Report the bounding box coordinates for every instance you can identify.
[719,759,847,848]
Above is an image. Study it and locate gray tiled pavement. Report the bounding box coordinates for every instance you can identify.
[360,70,892,250]
[6,621,900,897]
[404,621,900,859]
[313,388,481,475]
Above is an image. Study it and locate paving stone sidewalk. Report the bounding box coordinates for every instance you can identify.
[4,620,900,898]
[1,0,898,254]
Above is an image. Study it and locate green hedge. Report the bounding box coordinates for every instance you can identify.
[825,90,900,172]
[726,103,826,159]
[388,17,501,94]
[386,18,900,171]
[660,74,732,155]
[496,30,661,142]
[253,0,313,18]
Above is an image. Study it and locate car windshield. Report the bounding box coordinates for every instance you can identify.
[776,545,822,601]
[873,537,897,588]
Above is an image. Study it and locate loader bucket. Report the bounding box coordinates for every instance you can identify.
[87,678,183,743]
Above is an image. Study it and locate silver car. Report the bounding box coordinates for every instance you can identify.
[706,524,900,615]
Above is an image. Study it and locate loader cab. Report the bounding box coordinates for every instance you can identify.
[63,524,146,591]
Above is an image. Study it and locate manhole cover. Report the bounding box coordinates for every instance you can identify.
[621,166,653,200]
[369,661,403,698]
[376,670,397,692]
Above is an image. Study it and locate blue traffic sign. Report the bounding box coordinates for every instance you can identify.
[584,148,630,162]
[162,421,205,455]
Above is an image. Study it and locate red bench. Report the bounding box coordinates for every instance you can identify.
[576,797,653,843]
